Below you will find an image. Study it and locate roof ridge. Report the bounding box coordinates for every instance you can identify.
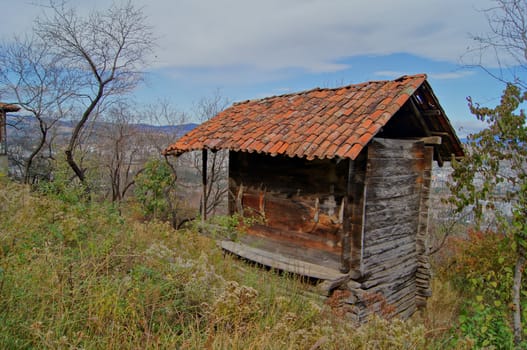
[232,74,427,106]
[162,72,457,161]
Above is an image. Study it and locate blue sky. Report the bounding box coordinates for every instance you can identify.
[0,0,517,136]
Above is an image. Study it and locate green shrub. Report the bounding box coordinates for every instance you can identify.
[445,230,526,348]
[134,158,177,222]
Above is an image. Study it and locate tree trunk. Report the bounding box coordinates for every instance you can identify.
[513,247,526,346]
[201,149,207,223]
[64,85,104,190]
[65,149,85,182]
[24,131,46,184]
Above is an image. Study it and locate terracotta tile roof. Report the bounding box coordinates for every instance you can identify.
[164,74,462,160]
[0,103,20,112]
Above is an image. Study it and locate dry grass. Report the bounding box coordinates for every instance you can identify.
[0,179,460,349]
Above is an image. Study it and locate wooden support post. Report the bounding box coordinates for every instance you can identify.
[340,159,353,273]
[416,145,434,307]
[202,149,208,223]
[349,153,366,279]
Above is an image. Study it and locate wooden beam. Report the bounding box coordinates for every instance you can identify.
[422,109,442,117]
[349,153,367,277]
[220,240,347,281]
[340,159,353,273]
[430,131,450,137]
[419,136,442,145]
[409,97,432,136]
[434,148,444,167]
[410,98,445,166]
[415,145,434,308]
[202,149,208,223]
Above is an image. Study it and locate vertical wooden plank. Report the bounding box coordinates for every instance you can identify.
[416,145,434,307]
[340,159,353,272]
[228,151,234,215]
[349,153,367,278]
[202,149,208,223]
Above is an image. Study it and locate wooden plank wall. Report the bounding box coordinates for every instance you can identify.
[227,142,433,322]
[228,151,349,262]
[355,138,426,321]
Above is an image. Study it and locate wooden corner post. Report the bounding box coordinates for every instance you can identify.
[416,145,434,307]
[202,149,208,223]
[341,155,366,276]
[340,159,353,272]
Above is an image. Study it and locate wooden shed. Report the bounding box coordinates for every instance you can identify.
[164,74,464,321]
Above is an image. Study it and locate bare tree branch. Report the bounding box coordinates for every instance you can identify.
[33,0,154,188]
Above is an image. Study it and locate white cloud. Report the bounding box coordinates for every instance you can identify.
[0,0,494,78]
[375,70,476,80]
[428,71,476,80]
[136,0,493,71]
[374,71,408,79]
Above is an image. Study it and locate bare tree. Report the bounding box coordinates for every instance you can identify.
[140,99,199,226]
[192,91,230,217]
[95,102,151,202]
[143,99,191,154]
[0,36,75,183]
[467,0,527,88]
[34,0,154,189]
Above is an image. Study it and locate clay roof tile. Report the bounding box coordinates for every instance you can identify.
[163,74,462,160]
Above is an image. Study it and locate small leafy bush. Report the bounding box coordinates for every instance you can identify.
[134,158,177,221]
[445,230,526,348]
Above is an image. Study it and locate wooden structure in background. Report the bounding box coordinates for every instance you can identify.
[0,103,19,174]
[164,75,464,321]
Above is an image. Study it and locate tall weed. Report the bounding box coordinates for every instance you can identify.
[0,180,434,349]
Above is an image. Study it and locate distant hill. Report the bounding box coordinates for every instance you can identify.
[132,123,198,135]
[6,114,198,140]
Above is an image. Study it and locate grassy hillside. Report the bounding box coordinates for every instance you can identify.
[0,178,512,349]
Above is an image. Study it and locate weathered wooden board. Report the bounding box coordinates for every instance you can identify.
[359,138,426,318]
[241,191,341,237]
[362,281,416,310]
[247,224,341,254]
[237,232,342,271]
[349,155,367,274]
[366,158,424,177]
[368,138,425,157]
[415,145,434,307]
[365,182,420,201]
[364,250,417,272]
[363,237,416,259]
[365,193,420,213]
[220,240,347,281]
[364,208,419,232]
[229,151,347,255]
[361,264,417,289]
[365,222,418,242]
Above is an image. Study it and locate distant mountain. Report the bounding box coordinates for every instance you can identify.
[6,114,198,139]
[132,123,198,135]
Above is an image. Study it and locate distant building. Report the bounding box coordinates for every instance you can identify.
[0,103,20,174]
